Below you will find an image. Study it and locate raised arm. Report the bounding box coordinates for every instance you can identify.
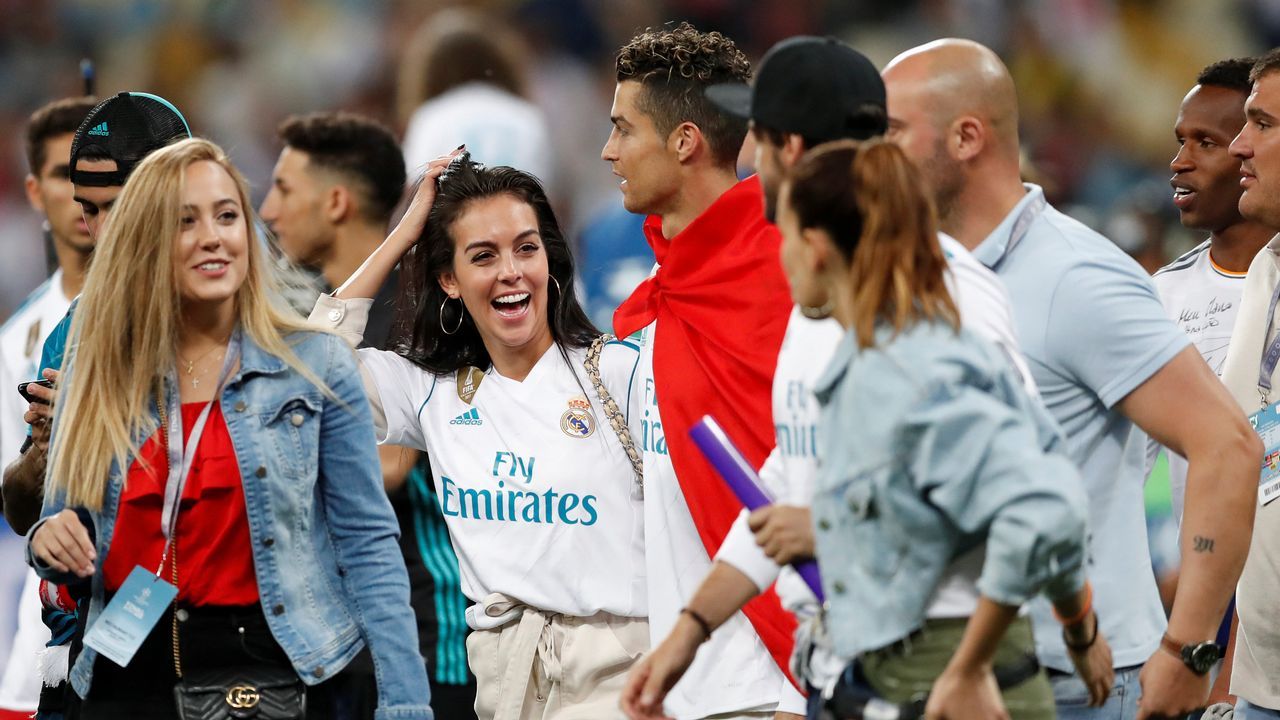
[333,150,459,302]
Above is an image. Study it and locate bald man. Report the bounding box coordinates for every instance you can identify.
[884,39,1260,720]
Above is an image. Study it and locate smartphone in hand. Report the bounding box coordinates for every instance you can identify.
[18,379,54,405]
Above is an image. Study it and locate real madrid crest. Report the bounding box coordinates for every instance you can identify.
[560,395,595,438]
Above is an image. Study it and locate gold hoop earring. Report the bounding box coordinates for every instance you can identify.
[439,296,465,335]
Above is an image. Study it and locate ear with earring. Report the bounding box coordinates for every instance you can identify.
[439,295,465,335]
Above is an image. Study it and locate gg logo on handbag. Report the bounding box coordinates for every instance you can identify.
[225,685,261,710]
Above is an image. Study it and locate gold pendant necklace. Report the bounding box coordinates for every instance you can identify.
[178,336,231,390]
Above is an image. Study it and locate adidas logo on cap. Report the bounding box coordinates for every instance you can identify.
[449,407,482,426]
[87,122,109,137]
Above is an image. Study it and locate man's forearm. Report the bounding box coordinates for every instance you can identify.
[1173,437,1258,643]
[2,445,46,535]
[686,560,765,630]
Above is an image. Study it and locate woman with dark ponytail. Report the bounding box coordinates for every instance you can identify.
[776,140,1113,720]
[311,152,648,719]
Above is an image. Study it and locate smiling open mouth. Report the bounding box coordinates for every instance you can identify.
[1172,186,1196,209]
[492,292,531,317]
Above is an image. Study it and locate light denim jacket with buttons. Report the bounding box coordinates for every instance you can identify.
[811,319,1088,660]
[29,329,433,720]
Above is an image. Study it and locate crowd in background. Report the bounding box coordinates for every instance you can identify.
[1,0,1280,320]
[1,1,1279,717]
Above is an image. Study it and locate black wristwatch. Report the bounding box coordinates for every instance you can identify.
[1161,633,1224,675]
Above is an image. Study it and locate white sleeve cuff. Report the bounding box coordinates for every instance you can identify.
[777,675,808,714]
[310,294,373,348]
[714,509,781,593]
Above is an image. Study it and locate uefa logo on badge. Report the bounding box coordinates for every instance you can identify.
[560,396,595,438]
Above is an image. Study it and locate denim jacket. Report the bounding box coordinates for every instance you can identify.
[811,319,1088,659]
[28,329,433,720]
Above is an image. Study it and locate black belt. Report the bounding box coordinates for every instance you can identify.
[1045,662,1141,678]
[821,653,1042,720]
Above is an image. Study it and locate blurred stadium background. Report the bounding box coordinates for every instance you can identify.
[0,0,1269,673]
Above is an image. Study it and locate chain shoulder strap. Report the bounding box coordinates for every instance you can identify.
[585,335,643,498]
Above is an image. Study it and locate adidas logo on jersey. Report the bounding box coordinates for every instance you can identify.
[87,122,109,137]
[450,407,482,426]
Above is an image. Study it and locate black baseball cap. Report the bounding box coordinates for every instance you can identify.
[706,36,886,144]
[69,91,192,187]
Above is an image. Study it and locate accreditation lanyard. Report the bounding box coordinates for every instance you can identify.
[1258,281,1280,409]
[156,331,241,576]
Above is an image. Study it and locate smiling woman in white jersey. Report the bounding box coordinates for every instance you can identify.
[311,152,647,720]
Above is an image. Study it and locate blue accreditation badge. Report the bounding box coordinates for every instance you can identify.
[83,565,177,667]
[1251,401,1280,506]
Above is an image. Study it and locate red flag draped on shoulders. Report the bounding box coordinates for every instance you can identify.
[614,175,798,687]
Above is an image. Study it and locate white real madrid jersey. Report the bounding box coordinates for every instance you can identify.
[715,308,843,618]
[631,317,794,719]
[0,270,69,713]
[1151,239,1245,522]
[1153,239,1244,376]
[359,341,647,624]
[0,270,71,469]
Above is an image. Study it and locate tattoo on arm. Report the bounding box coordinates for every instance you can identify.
[1193,535,1215,553]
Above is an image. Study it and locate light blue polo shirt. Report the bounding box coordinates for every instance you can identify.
[973,184,1189,673]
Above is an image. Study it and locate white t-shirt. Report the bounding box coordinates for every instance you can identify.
[634,319,797,718]
[0,269,71,469]
[402,83,555,189]
[0,269,70,712]
[359,341,647,625]
[939,235,1036,392]
[1151,239,1245,521]
[713,308,845,695]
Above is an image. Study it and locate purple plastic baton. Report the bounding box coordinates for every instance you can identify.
[689,415,825,602]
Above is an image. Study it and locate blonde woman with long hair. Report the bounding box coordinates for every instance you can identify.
[25,138,433,719]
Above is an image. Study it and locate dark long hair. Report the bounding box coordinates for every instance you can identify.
[393,154,598,375]
[784,139,959,349]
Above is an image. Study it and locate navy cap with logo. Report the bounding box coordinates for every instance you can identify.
[69,91,192,187]
[706,36,886,144]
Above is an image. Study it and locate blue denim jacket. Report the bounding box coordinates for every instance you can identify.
[29,329,433,720]
[811,319,1088,659]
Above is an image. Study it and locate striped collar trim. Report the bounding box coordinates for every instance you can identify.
[1209,253,1248,279]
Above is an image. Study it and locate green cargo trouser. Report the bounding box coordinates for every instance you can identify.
[858,616,1056,720]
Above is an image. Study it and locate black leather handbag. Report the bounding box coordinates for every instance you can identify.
[173,665,306,720]
[174,661,305,717]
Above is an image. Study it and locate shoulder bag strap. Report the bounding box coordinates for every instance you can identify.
[584,335,643,498]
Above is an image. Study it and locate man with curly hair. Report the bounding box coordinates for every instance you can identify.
[604,22,805,720]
